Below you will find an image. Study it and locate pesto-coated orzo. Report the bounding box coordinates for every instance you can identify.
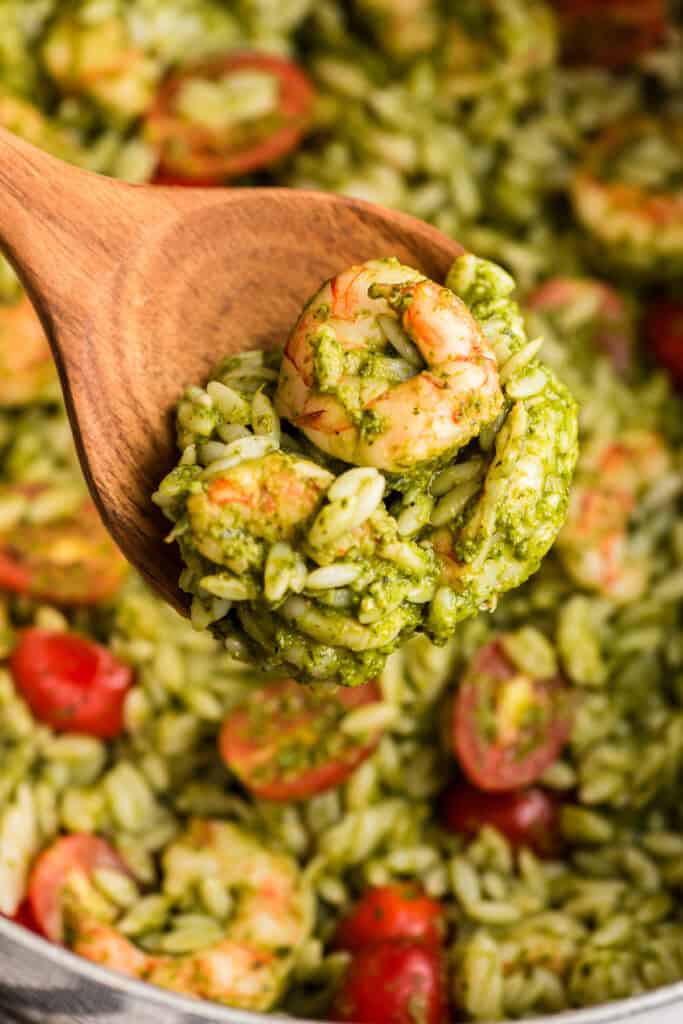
[155,256,578,684]
[0,2,682,1022]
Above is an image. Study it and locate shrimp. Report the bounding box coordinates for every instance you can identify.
[428,368,578,638]
[183,452,429,681]
[0,295,57,407]
[276,258,504,474]
[158,254,574,681]
[154,363,432,685]
[419,255,580,640]
[557,430,671,602]
[571,117,683,280]
[186,450,334,573]
[71,920,150,976]
[67,821,312,1012]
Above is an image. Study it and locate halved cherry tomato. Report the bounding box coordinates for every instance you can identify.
[0,485,128,605]
[145,52,315,185]
[11,628,133,738]
[441,782,562,858]
[219,677,383,801]
[526,276,634,374]
[334,884,444,952]
[551,0,667,68]
[28,835,129,942]
[645,297,683,387]
[331,941,448,1024]
[452,639,573,792]
[3,900,41,934]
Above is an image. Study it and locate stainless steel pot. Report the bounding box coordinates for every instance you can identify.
[2,919,683,1024]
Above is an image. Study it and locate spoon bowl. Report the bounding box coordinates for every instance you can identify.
[0,127,463,612]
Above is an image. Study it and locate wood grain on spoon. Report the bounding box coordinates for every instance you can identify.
[0,126,463,614]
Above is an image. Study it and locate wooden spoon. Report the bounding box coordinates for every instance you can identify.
[0,126,463,614]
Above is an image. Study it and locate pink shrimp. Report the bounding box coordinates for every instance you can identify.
[558,430,671,601]
[61,820,311,1012]
[276,258,503,473]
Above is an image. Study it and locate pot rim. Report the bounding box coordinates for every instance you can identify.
[2,916,683,1024]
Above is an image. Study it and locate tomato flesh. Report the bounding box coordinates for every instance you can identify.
[441,782,562,858]
[645,298,683,388]
[219,678,382,801]
[334,884,444,952]
[3,900,41,934]
[146,52,315,184]
[552,0,667,67]
[29,835,129,942]
[0,486,128,606]
[452,639,573,792]
[331,940,448,1024]
[11,628,134,738]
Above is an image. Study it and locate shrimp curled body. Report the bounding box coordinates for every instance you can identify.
[276,259,504,473]
[557,430,671,602]
[67,821,312,1011]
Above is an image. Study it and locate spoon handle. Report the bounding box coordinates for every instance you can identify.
[0,127,135,314]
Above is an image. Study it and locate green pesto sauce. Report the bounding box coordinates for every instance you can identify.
[312,327,344,393]
[360,408,388,443]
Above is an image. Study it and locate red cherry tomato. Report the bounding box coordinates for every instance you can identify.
[28,835,129,942]
[0,486,128,606]
[645,298,683,387]
[551,0,667,68]
[3,900,41,934]
[526,276,634,374]
[0,548,30,593]
[145,52,315,184]
[331,941,448,1024]
[219,678,382,801]
[441,782,562,858]
[452,639,573,792]
[334,885,444,952]
[10,629,134,738]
